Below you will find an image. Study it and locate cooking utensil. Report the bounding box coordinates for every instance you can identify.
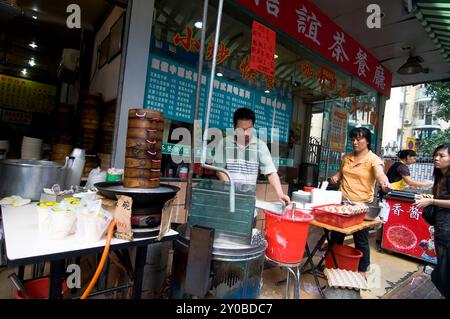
[94,181,179,211]
[0,158,72,201]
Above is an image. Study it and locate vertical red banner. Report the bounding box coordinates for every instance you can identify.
[250,20,276,77]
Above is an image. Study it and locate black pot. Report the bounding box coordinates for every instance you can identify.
[94,181,180,212]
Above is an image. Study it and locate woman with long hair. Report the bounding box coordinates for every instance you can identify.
[414,144,450,298]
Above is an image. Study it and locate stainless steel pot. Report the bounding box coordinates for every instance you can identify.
[0,159,70,201]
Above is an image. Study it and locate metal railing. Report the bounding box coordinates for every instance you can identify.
[383,156,434,182]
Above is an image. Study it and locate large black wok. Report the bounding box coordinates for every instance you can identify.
[94,182,180,211]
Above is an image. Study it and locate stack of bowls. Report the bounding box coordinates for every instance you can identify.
[21,136,43,160]
[124,108,163,188]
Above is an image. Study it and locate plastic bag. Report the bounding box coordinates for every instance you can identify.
[75,199,113,243]
[86,167,107,188]
[36,202,77,239]
[378,199,390,222]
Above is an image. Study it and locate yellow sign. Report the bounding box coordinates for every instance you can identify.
[406,138,416,151]
[0,74,56,113]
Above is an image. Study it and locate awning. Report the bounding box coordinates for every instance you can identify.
[413,0,450,65]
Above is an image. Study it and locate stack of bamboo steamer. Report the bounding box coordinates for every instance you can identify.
[77,93,103,154]
[99,99,116,154]
[50,143,73,163]
[52,103,74,144]
[124,109,163,188]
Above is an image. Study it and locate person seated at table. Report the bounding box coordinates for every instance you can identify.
[330,127,391,279]
[385,149,433,191]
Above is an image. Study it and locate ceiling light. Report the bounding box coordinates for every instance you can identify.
[397,56,426,75]
[32,5,39,12]
[274,54,278,59]
[32,15,37,20]
[194,21,203,29]
[28,58,36,67]
[29,42,38,49]
[265,90,270,94]
[216,72,223,77]
[21,69,27,76]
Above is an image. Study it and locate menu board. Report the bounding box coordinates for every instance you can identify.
[0,74,56,113]
[329,106,349,153]
[144,53,291,142]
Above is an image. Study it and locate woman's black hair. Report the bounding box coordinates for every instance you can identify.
[397,149,416,160]
[432,143,450,197]
[233,107,255,127]
[349,127,371,150]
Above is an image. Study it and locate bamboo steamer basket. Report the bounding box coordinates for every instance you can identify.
[124,168,161,179]
[125,147,163,159]
[128,108,163,121]
[127,119,164,130]
[126,128,163,139]
[79,93,103,106]
[126,138,162,150]
[125,158,161,169]
[123,178,160,188]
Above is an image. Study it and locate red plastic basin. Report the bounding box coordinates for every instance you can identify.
[15,277,68,299]
[325,244,363,272]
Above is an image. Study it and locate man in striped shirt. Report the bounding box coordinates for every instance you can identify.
[213,107,290,204]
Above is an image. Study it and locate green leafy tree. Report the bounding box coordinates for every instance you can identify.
[425,82,450,121]
[417,127,450,155]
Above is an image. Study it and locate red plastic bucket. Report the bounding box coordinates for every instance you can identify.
[264,209,314,264]
[15,277,68,299]
[325,244,363,271]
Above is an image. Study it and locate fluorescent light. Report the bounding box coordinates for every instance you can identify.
[216,72,223,77]
[32,16,37,20]
[21,69,27,76]
[29,42,38,49]
[194,21,203,29]
[28,58,36,67]
[265,90,270,94]
[274,54,279,59]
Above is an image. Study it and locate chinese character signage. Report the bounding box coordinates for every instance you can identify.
[0,74,56,113]
[382,199,437,264]
[144,53,292,142]
[2,110,32,125]
[234,0,392,97]
[329,106,348,153]
[250,20,276,76]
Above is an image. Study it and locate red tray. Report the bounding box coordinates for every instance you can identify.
[312,204,366,229]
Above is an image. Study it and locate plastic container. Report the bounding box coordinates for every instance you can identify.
[15,277,68,299]
[303,186,316,193]
[264,209,314,264]
[325,244,363,271]
[313,205,366,229]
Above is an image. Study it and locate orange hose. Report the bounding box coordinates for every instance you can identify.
[80,220,117,299]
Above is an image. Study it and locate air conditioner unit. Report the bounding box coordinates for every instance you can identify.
[57,48,80,83]
[404,119,412,125]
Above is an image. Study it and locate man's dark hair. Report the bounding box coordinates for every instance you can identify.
[233,107,255,127]
[397,149,416,160]
[349,127,372,150]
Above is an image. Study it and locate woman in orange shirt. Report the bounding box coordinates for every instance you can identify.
[330,127,391,278]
